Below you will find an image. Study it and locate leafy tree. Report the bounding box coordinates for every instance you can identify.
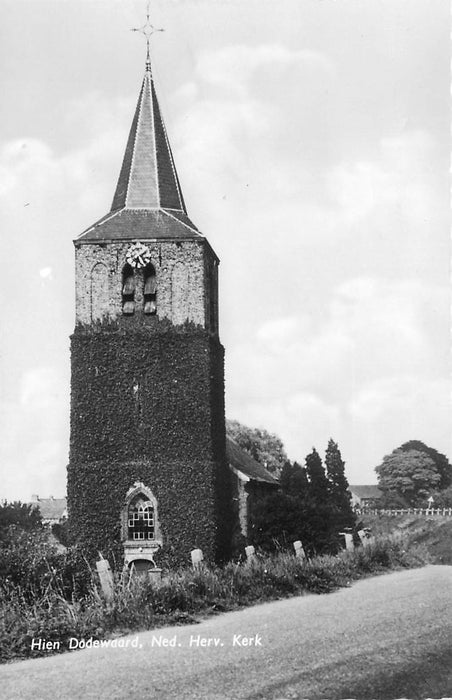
[379,490,410,509]
[375,448,442,506]
[226,419,288,476]
[398,441,452,490]
[325,439,355,529]
[0,501,42,541]
[427,485,452,509]
[280,461,308,498]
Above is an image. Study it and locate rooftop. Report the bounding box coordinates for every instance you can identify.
[349,485,383,499]
[226,437,279,485]
[76,56,201,244]
[30,496,67,521]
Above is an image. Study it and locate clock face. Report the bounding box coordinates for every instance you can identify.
[126,242,152,269]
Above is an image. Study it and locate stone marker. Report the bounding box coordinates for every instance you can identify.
[340,532,354,551]
[357,529,366,543]
[96,557,114,601]
[191,548,204,568]
[245,545,256,561]
[293,540,306,560]
[358,529,375,546]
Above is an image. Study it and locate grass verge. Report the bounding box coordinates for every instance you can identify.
[0,535,429,663]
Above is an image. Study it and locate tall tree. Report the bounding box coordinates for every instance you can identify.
[325,439,355,529]
[305,448,330,504]
[280,460,308,498]
[398,441,452,490]
[226,419,288,476]
[375,448,442,506]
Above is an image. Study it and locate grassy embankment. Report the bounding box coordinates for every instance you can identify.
[1,534,429,663]
[360,513,452,564]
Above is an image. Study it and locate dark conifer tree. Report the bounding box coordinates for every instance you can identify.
[325,439,355,529]
[305,448,330,504]
[280,460,309,498]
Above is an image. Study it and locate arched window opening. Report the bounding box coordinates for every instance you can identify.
[143,263,157,315]
[128,494,155,540]
[122,264,135,315]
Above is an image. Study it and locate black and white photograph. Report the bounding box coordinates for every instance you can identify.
[0,0,450,698]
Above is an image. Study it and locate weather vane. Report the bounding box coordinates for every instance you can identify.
[131,1,164,69]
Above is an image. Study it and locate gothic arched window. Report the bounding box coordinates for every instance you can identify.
[128,494,155,540]
[143,263,157,315]
[122,264,135,315]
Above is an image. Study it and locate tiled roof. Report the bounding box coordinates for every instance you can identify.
[76,60,199,244]
[112,64,185,212]
[349,485,382,499]
[77,208,201,242]
[226,437,279,485]
[31,497,67,521]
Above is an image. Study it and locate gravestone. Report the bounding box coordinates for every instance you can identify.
[357,529,366,543]
[340,532,354,551]
[245,545,256,561]
[293,540,306,560]
[96,557,114,601]
[191,548,204,568]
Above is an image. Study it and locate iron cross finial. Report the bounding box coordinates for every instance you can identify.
[131,1,164,71]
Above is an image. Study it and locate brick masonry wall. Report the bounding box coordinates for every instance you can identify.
[74,239,216,330]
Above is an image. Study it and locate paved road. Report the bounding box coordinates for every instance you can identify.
[2,566,452,699]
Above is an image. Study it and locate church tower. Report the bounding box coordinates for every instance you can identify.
[67,47,232,567]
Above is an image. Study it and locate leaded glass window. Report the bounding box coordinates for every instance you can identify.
[127,495,155,540]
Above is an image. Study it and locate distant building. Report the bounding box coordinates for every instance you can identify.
[349,485,382,509]
[30,495,67,526]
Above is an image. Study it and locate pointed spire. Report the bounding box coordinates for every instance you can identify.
[111,60,186,213]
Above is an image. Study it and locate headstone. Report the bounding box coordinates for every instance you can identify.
[191,548,204,568]
[293,540,306,560]
[245,545,256,561]
[340,532,354,551]
[358,529,374,546]
[148,568,162,583]
[96,557,114,601]
[357,529,367,544]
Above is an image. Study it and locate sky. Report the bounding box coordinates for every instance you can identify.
[0,0,450,500]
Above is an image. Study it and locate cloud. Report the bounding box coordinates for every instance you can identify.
[0,367,69,501]
[39,266,53,280]
[327,131,440,227]
[194,44,335,97]
[226,276,450,480]
[0,38,448,499]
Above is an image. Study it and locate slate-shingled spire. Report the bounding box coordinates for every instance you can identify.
[111,59,186,213]
[77,54,200,242]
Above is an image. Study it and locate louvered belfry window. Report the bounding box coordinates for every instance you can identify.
[122,264,135,315]
[143,263,157,315]
[127,495,155,540]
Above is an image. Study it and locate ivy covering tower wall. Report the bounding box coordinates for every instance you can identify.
[67,323,232,566]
